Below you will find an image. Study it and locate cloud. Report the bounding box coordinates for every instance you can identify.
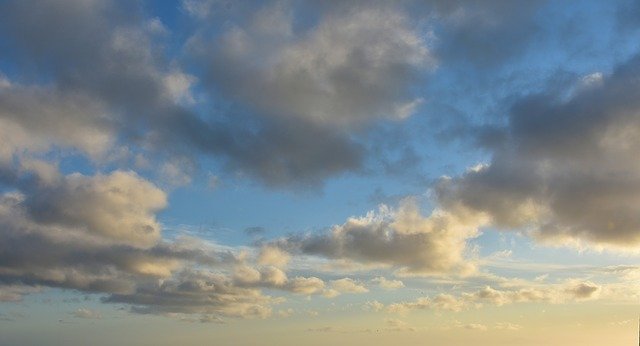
[21,170,167,248]
[0,162,373,321]
[372,277,405,290]
[105,269,278,319]
[462,323,488,331]
[564,281,600,300]
[437,53,640,249]
[280,198,485,275]
[180,1,435,186]
[0,164,298,320]
[385,318,416,332]
[0,285,41,302]
[0,179,220,296]
[285,277,325,295]
[257,246,291,268]
[324,278,368,298]
[428,0,543,68]
[363,300,385,312]
[71,308,102,319]
[386,280,602,314]
[0,83,114,164]
[197,3,433,127]
[0,0,363,188]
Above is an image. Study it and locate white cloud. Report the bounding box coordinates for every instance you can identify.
[372,277,405,290]
[325,278,368,298]
[286,277,325,295]
[258,246,291,268]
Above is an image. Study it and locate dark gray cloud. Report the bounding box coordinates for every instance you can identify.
[437,53,640,248]
[183,1,435,186]
[0,0,434,188]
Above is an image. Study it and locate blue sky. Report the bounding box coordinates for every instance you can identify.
[1,1,640,345]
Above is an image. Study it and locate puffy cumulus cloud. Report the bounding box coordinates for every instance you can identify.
[323,278,368,298]
[0,0,367,189]
[0,0,180,150]
[372,276,405,290]
[0,165,296,321]
[437,53,640,249]
[232,264,289,288]
[0,83,113,164]
[280,199,486,275]
[198,3,433,127]
[0,0,375,188]
[282,276,324,295]
[106,269,278,319]
[330,278,368,293]
[385,294,467,314]
[22,170,167,248]
[0,0,228,193]
[386,280,602,314]
[0,183,216,296]
[0,159,350,321]
[257,246,291,268]
[179,1,436,186]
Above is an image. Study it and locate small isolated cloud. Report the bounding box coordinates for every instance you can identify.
[372,277,405,290]
[447,321,521,332]
[159,158,194,187]
[330,278,368,294]
[286,277,325,295]
[207,174,221,190]
[71,308,101,319]
[462,323,488,331]
[564,281,600,300]
[323,278,368,298]
[495,322,522,331]
[385,318,416,332]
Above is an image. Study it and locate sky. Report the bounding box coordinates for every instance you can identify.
[0,0,640,345]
